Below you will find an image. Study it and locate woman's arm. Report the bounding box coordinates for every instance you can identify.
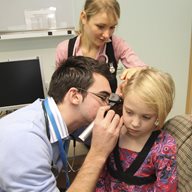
[112,35,147,68]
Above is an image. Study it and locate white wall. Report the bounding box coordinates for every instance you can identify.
[0,0,192,118]
[116,0,192,118]
[0,0,75,31]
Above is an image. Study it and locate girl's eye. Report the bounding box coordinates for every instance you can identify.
[142,116,151,120]
[126,111,133,116]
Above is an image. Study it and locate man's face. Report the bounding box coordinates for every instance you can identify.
[79,73,111,125]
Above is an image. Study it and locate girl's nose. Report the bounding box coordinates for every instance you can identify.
[131,116,141,127]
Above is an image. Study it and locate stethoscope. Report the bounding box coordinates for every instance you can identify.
[98,54,116,74]
[42,98,70,189]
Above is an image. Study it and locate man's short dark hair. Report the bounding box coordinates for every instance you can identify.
[48,56,111,103]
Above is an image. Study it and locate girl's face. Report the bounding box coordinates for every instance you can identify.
[81,11,118,47]
[122,92,158,139]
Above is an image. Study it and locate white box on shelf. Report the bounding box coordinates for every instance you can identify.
[25,7,57,30]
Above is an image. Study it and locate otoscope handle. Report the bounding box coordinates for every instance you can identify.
[78,121,94,142]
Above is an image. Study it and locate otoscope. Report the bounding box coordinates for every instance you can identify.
[78,93,123,142]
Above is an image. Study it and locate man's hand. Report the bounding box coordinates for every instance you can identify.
[68,107,123,192]
[90,106,123,158]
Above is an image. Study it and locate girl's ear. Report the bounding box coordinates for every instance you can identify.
[80,11,87,25]
[68,87,83,105]
[154,119,159,126]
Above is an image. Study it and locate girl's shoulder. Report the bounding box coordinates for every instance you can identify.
[158,130,176,144]
[153,130,177,155]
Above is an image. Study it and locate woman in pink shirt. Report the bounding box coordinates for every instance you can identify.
[55,0,147,93]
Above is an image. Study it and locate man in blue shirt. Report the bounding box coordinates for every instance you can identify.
[0,56,122,192]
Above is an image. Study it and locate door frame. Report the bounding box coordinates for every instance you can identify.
[186,30,192,114]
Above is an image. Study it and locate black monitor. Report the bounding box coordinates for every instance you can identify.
[0,58,47,111]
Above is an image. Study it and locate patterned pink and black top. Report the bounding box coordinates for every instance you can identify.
[96,131,177,192]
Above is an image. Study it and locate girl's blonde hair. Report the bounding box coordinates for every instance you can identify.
[78,0,120,34]
[123,67,175,128]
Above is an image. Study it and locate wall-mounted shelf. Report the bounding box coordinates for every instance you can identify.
[0,28,75,40]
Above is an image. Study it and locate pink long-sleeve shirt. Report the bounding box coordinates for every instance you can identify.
[55,35,147,68]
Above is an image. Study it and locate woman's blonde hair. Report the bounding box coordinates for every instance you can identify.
[123,67,175,128]
[78,0,120,34]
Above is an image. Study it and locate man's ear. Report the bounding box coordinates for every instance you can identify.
[80,11,87,25]
[68,87,83,105]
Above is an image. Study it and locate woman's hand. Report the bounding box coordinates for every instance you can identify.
[120,67,145,81]
[116,67,147,97]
